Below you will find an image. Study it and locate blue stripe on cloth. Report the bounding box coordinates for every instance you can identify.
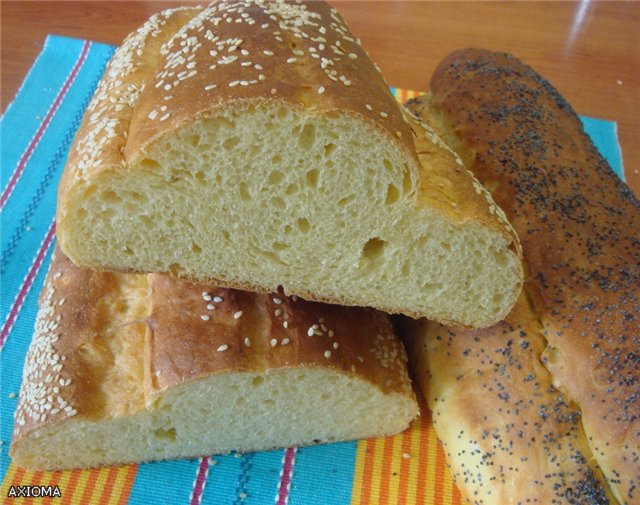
[1,37,84,189]
[581,116,625,181]
[0,244,55,481]
[229,450,284,505]
[287,442,358,505]
[200,452,245,504]
[0,38,114,333]
[128,458,202,504]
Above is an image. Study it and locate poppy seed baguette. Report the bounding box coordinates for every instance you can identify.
[56,1,523,328]
[407,48,640,504]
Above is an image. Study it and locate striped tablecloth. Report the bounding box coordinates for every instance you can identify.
[0,35,624,505]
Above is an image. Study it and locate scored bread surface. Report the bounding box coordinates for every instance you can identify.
[57,1,523,328]
[407,48,640,505]
[11,248,418,470]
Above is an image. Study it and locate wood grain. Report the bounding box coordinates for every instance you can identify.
[1,1,638,194]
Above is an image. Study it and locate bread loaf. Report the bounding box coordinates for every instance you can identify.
[404,296,615,504]
[56,1,523,328]
[10,248,418,470]
[407,49,640,504]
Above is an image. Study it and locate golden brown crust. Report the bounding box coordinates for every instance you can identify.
[146,274,412,398]
[12,247,414,454]
[12,249,149,443]
[407,48,640,504]
[405,295,615,504]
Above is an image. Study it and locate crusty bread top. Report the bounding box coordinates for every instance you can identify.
[408,48,640,504]
[13,247,414,443]
[59,0,416,200]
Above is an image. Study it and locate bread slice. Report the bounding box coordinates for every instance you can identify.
[407,48,640,504]
[10,248,418,470]
[56,2,523,328]
[403,295,615,504]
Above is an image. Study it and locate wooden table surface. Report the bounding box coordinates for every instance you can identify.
[2,1,639,195]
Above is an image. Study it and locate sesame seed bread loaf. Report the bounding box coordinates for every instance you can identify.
[404,296,615,504]
[56,1,523,328]
[406,49,640,504]
[10,248,418,470]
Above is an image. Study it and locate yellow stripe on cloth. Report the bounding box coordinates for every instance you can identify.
[351,404,463,505]
[1,463,137,504]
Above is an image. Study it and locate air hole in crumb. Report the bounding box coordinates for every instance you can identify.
[272,196,286,209]
[324,143,336,157]
[194,171,206,184]
[272,154,282,164]
[494,250,509,267]
[140,158,160,170]
[186,134,200,147]
[402,164,414,194]
[222,230,231,241]
[305,169,319,188]
[239,182,251,201]
[401,262,410,276]
[362,237,387,261]
[338,195,355,207]
[298,123,316,150]
[383,158,393,173]
[168,263,185,276]
[284,224,292,234]
[191,242,202,254]
[222,136,240,150]
[273,242,289,251]
[102,190,120,204]
[296,217,310,233]
[440,242,452,252]
[268,171,284,184]
[385,184,400,205]
[422,281,443,294]
[284,183,297,196]
[252,376,264,386]
[492,292,505,306]
[153,427,177,441]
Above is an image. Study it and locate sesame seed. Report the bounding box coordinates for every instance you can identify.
[380,112,388,118]
[365,104,373,111]
[275,309,282,317]
[270,338,278,347]
[348,53,358,59]
[283,321,288,328]
[261,23,269,28]
[396,131,402,138]
[402,453,411,459]
[207,304,215,310]
[328,330,335,337]
[8,392,16,399]
[229,81,240,87]
[273,297,282,304]
[205,84,217,91]
[148,110,159,120]
[217,344,229,352]
[244,337,251,347]
[258,74,266,81]
[318,86,325,94]
[164,84,172,91]
[286,57,298,64]
[213,296,223,303]
[160,113,171,121]
[307,327,315,337]
[202,292,212,300]
[241,49,250,56]
[324,350,331,359]
[254,64,263,70]
[263,50,274,56]
[282,338,290,345]
[271,88,277,95]
[233,311,243,319]
[201,315,210,321]
[333,342,339,349]
[239,493,247,500]
[241,61,252,66]
[155,370,161,377]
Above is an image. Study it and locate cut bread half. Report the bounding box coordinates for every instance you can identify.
[57,2,522,327]
[10,248,418,470]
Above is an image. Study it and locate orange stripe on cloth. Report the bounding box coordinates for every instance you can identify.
[377,435,396,503]
[115,465,137,505]
[40,470,63,505]
[77,467,102,504]
[59,469,83,505]
[96,466,119,505]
